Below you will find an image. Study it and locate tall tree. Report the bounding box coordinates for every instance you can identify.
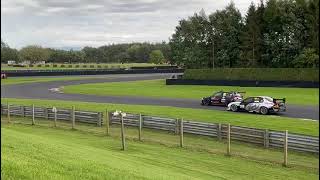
[149,50,165,64]
[19,45,51,64]
[209,2,243,67]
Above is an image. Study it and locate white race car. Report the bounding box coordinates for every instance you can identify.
[227,96,286,115]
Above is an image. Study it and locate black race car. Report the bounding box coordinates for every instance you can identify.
[201,91,245,106]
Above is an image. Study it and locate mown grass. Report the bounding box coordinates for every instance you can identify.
[1,63,168,70]
[62,79,319,106]
[1,77,97,85]
[1,119,318,180]
[2,98,318,136]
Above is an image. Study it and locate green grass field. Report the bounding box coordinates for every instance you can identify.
[1,63,168,70]
[2,98,318,136]
[62,79,319,106]
[1,121,318,179]
[1,77,99,85]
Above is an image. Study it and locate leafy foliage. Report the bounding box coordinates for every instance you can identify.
[169,0,319,68]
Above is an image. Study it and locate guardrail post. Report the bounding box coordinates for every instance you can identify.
[7,103,10,123]
[264,129,269,148]
[121,114,126,150]
[32,104,35,125]
[283,130,288,167]
[227,124,231,156]
[138,114,142,141]
[217,123,222,140]
[180,118,184,147]
[105,109,110,135]
[71,106,75,129]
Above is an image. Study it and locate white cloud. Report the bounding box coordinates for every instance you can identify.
[1,0,254,49]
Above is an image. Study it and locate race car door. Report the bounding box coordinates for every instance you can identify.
[245,97,261,111]
[211,92,223,104]
[240,97,254,110]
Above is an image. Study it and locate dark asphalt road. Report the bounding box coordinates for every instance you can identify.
[1,73,319,120]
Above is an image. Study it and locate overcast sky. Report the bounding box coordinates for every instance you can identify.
[1,0,255,49]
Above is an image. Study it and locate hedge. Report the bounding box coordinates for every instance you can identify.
[183,68,319,82]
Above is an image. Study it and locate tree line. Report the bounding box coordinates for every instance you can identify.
[2,0,319,68]
[1,41,170,64]
[169,0,319,68]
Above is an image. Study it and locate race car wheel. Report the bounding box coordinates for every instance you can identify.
[260,106,269,115]
[230,104,238,112]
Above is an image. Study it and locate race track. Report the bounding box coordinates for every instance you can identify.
[1,73,319,120]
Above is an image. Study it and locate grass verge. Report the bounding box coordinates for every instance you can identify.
[62,79,319,106]
[1,118,319,180]
[2,98,318,136]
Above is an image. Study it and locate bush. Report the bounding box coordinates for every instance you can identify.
[29,65,33,67]
[45,64,50,67]
[90,65,94,68]
[183,68,319,82]
[75,65,79,68]
[83,65,87,68]
[68,65,72,68]
[60,64,65,68]
[37,64,42,67]
[97,65,102,68]
[53,64,57,68]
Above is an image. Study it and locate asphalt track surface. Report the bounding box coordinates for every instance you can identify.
[1,73,319,120]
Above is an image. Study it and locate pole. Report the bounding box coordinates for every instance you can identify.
[54,109,57,127]
[139,114,142,141]
[283,130,288,167]
[32,104,35,125]
[180,118,184,147]
[7,103,10,123]
[121,114,126,150]
[71,106,75,129]
[227,124,231,156]
[105,109,110,136]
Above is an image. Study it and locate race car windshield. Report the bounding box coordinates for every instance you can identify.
[264,97,273,102]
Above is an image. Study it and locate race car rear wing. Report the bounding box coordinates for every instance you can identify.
[273,98,286,104]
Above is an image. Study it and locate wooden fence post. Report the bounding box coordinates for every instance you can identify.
[44,108,49,120]
[54,109,57,127]
[283,130,288,167]
[21,106,25,117]
[121,114,126,150]
[264,129,269,148]
[138,114,142,141]
[217,123,222,140]
[105,109,110,136]
[7,103,10,123]
[175,118,179,135]
[227,124,231,156]
[97,112,102,127]
[180,118,184,147]
[32,104,35,125]
[71,106,75,129]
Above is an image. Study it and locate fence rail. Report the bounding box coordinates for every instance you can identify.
[1,104,102,126]
[109,112,319,154]
[1,104,318,154]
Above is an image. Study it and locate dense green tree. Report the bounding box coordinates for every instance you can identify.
[293,48,319,68]
[19,45,51,64]
[209,2,243,67]
[170,9,211,68]
[1,40,19,63]
[149,50,165,64]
